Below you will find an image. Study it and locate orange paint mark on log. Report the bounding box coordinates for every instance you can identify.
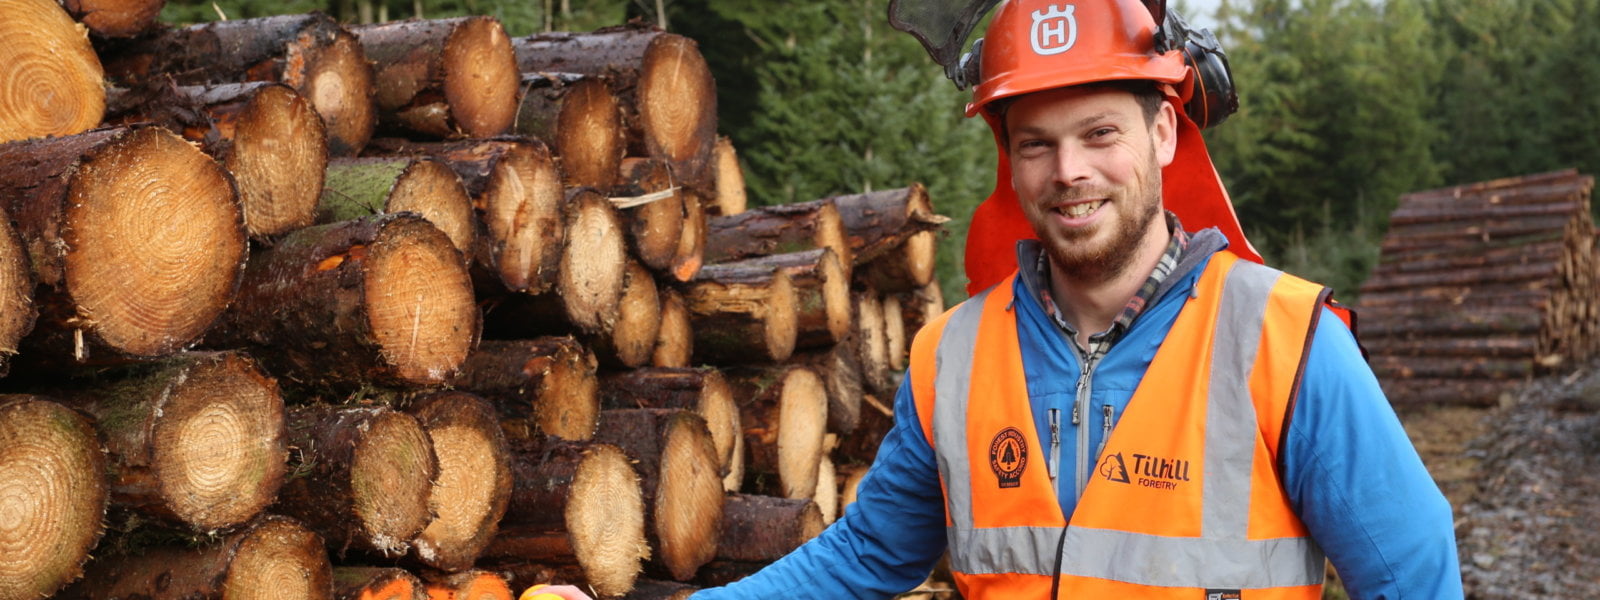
[361,578,416,600]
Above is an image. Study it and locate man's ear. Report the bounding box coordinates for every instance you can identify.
[1154,101,1178,167]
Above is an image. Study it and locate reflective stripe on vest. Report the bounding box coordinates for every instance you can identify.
[926,253,1326,591]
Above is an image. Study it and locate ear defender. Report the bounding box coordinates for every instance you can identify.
[1156,7,1239,129]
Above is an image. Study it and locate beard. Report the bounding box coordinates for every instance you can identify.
[1042,157,1164,285]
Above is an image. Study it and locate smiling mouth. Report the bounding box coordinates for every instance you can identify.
[1057,200,1106,219]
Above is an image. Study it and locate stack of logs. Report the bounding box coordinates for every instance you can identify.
[0,2,950,599]
[1359,169,1599,406]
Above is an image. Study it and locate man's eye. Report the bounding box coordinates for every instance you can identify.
[1089,127,1116,138]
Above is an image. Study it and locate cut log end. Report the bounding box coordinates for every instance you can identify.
[671,192,706,282]
[0,397,107,600]
[619,159,685,273]
[566,444,648,597]
[366,217,477,385]
[814,455,838,525]
[410,393,511,572]
[333,567,426,600]
[443,17,519,138]
[558,189,628,333]
[424,570,511,600]
[655,412,724,581]
[152,352,286,531]
[65,126,245,358]
[61,0,163,38]
[0,0,105,143]
[687,267,797,364]
[815,202,852,269]
[387,159,477,256]
[710,137,746,217]
[232,84,329,238]
[352,410,438,556]
[297,30,376,155]
[637,35,716,181]
[536,342,601,442]
[698,371,739,478]
[777,368,828,499]
[609,261,663,368]
[481,142,563,294]
[222,517,334,600]
[556,77,624,189]
[653,289,692,368]
[0,214,34,371]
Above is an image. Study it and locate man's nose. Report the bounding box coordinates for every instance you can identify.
[1053,144,1093,186]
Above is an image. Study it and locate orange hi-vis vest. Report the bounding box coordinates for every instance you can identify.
[909,251,1328,599]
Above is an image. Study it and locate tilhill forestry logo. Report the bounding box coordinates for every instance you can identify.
[1100,452,1193,491]
[988,427,1028,488]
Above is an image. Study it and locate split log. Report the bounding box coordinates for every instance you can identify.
[515,73,624,190]
[592,409,723,582]
[73,515,333,600]
[514,27,717,193]
[814,453,839,525]
[107,81,328,239]
[47,351,285,532]
[365,138,565,295]
[672,191,707,282]
[0,208,36,377]
[708,137,746,217]
[333,567,427,600]
[599,367,740,480]
[350,17,518,139]
[100,13,376,155]
[792,340,865,435]
[725,365,828,500]
[713,494,822,563]
[407,392,513,573]
[855,292,895,394]
[451,338,600,443]
[704,200,849,267]
[0,0,104,143]
[729,249,850,350]
[590,260,662,369]
[205,213,478,388]
[421,570,511,600]
[0,396,108,600]
[493,440,647,597]
[621,580,699,600]
[482,189,626,335]
[0,126,245,361]
[684,261,797,364]
[276,404,437,559]
[884,294,907,371]
[652,289,693,369]
[615,158,685,274]
[60,0,164,38]
[320,157,477,257]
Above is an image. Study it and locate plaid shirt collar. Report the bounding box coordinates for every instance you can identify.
[1035,211,1189,357]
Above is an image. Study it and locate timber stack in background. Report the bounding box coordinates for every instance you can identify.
[0,2,950,599]
[1360,169,1599,407]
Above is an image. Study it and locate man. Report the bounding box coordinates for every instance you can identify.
[686,1,1462,598]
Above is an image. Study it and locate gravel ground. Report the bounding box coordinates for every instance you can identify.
[1432,361,1600,598]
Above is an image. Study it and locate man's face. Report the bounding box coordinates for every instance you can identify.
[1005,85,1178,283]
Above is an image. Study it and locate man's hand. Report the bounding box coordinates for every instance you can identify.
[519,584,593,600]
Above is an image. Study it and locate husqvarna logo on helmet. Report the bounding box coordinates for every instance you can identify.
[1030,4,1078,56]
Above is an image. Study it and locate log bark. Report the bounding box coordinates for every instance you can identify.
[365,138,565,295]
[514,27,717,194]
[276,404,437,559]
[421,570,511,600]
[1360,335,1540,358]
[855,292,894,394]
[592,408,723,582]
[1380,378,1512,407]
[708,136,746,217]
[1371,355,1533,380]
[684,262,797,364]
[791,340,866,435]
[73,515,333,600]
[452,338,600,443]
[652,288,693,368]
[46,351,285,532]
[0,396,108,600]
[482,189,626,335]
[0,126,245,362]
[351,17,519,139]
[0,0,104,143]
[831,185,942,291]
[321,156,477,258]
[621,580,699,600]
[494,440,647,597]
[107,81,328,239]
[406,391,513,573]
[854,228,938,293]
[725,366,828,500]
[599,367,740,480]
[60,0,164,38]
[515,73,625,191]
[100,13,376,155]
[615,158,685,274]
[206,213,478,388]
[833,393,894,467]
[704,200,849,267]
[727,249,850,350]
[0,207,36,377]
[333,567,427,600]
[713,494,822,563]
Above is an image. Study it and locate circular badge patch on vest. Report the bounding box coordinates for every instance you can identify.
[988,427,1028,488]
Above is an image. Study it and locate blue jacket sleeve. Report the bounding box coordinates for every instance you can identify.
[690,376,949,599]
[1284,309,1464,599]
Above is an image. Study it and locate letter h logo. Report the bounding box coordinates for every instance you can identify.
[1030,4,1079,56]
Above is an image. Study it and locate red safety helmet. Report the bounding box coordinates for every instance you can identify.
[952,0,1261,294]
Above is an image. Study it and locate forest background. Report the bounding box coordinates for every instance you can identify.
[164,0,1600,305]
